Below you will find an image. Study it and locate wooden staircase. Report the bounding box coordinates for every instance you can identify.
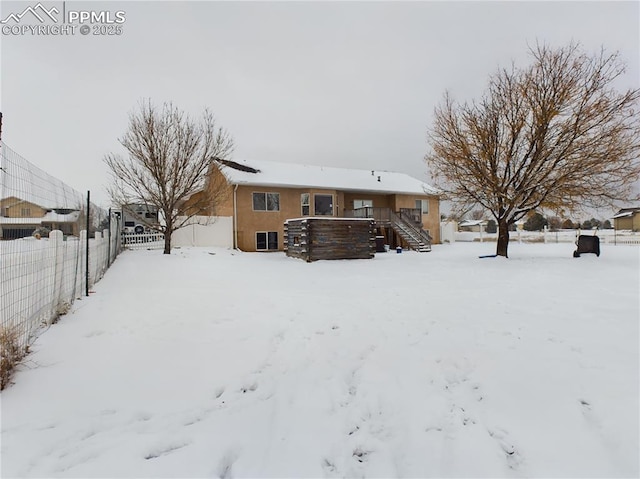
[344,207,432,252]
[390,210,432,252]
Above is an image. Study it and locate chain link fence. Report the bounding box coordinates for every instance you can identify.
[0,142,121,388]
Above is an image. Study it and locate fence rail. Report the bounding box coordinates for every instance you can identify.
[454,229,640,245]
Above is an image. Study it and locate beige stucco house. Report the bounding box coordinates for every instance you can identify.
[184,159,440,253]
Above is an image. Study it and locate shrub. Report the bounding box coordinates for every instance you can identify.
[1,327,25,390]
[524,212,548,231]
[32,226,51,238]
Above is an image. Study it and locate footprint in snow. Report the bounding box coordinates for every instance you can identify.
[321,458,338,475]
[471,383,484,402]
[347,425,360,436]
[579,399,601,428]
[352,447,369,463]
[240,382,258,394]
[134,411,153,422]
[487,427,523,470]
[144,442,190,460]
[84,330,105,338]
[183,411,207,426]
[216,450,239,479]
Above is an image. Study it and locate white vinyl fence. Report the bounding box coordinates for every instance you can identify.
[1,222,121,355]
[171,216,233,248]
[455,229,640,245]
[121,232,165,250]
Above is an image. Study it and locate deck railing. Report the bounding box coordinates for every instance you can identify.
[344,207,392,224]
[399,208,422,226]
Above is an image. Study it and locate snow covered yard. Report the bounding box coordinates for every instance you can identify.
[1,243,638,478]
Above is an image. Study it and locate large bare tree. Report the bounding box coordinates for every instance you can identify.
[426,43,640,257]
[105,100,234,254]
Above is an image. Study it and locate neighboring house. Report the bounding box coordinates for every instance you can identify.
[182,159,441,253]
[0,196,81,239]
[458,219,487,233]
[612,207,640,231]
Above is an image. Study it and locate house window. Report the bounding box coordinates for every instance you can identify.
[314,194,333,216]
[415,199,429,214]
[256,231,278,250]
[301,193,310,216]
[354,199,373,209]
[253,192,280,211]
[21,208,31,216]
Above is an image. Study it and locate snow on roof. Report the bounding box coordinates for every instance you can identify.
[43,211,80,222]
[613,207,640,218]
[612,211,634,219]
[0,211,80,225]
[459,219,487,227]
[218,159,439,196]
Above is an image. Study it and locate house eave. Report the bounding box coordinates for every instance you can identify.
[228,180,439,197]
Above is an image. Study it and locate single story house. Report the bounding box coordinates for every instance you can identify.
[182,159,441,252]
[612,207,640,231]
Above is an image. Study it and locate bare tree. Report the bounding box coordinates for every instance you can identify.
[426,43,640,257]
[105,100,234,254]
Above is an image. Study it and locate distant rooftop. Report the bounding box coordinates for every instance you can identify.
[216,159,439,196]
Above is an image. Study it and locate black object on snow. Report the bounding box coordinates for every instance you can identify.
[573,235,600,257]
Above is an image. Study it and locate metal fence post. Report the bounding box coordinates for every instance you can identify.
[86,191,90,297]
[108,207,112,267]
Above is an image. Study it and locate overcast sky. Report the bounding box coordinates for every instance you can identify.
[1,1,638,208]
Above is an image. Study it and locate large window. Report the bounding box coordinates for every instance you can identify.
[253,192,280,211]
[415,199,429,214]
[256,231,278,250]
[301,193,310,216]
[314,194,333,216]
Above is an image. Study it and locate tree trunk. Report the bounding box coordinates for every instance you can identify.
[163,229,171,255]
[496,219,510,258]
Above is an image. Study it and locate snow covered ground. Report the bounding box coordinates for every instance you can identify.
[1,242,638,478]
